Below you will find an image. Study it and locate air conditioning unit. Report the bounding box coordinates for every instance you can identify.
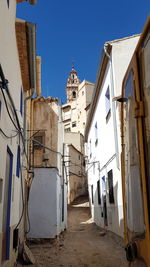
[28,0,37,5]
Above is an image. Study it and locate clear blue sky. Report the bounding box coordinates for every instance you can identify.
[17,1,149,103]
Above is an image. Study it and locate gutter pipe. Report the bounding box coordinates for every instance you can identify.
[23,22,37,141]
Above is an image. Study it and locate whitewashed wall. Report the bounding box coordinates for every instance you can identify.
[87,36,140,238]
[28,168,67,238]
[0,0,24,265]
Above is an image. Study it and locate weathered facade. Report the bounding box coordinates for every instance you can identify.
[28,97,67,239]
[85,35,140,238]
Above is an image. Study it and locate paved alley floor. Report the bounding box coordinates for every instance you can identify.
[18,196,127,267]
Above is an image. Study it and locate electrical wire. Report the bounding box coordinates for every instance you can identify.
[0,128,19,139]
[15,149,25,230]
[0,87,20,132]
[0,86,29,164]
[31,138,63,156]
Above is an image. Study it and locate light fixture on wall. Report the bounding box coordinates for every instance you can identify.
[112,95,127,103]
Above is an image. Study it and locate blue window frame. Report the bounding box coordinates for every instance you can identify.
[20,88,23,116]
[16,146,20,178]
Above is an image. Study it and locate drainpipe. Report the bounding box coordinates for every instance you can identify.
[23,22,37,141]
[30,56,41,171]
[31,56,41,135]
[104,43,119,169]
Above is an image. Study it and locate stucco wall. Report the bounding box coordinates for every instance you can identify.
[86,36,140,238]
[0,0,24,265]
[28,168,66,238]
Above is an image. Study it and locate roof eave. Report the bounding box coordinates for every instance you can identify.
[84,44,112,141]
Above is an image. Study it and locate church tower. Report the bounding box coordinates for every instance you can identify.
[66,65,80,103]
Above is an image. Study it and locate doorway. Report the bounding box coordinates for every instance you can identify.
[102,176,108,226]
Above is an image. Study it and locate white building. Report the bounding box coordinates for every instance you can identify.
[85,35,140,238]
[0,1,37,266]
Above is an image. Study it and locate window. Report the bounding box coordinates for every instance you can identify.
[95,122,98,145]
[72,121,76,128]
[78,155,81,160]
[108,170,115,204]
[72,91,76,98]
[20,88,23,115]
[7,0,9,8]
[105,87,111,119]
[16,146,20,178]
[97,180,101,205]
[33,132,45,149]
[64,124,71,132]
[82,91,84,96]
[102,176,106,195]
[91,185,94,204]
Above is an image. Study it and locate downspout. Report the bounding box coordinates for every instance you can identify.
[104,43,119,169]
[31,56,42,169]
[23,22,37,141]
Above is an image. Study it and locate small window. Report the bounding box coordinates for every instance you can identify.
[91,185,94,204]
[16,146,20,178]
[72,91,76,98]
[65,127,71,132]
[78,155,81,160]
[72,121,76,128]
[108,170,115,204]
[105,87,111,120]
[33,133,45,149]
[97,180,101,205]
[7,0,9,8]
[64,124,71,132]
[82,91,84,96]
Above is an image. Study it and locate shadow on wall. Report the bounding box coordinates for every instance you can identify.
[93,181,124,238]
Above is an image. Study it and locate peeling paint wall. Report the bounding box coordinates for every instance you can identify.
[32,98,59,169]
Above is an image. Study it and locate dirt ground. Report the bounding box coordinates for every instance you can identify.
[18,196,128,267]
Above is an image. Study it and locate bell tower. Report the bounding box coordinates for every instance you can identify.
[66,65,80,103]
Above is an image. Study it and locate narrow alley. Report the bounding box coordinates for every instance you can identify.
[18,196,127,267]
